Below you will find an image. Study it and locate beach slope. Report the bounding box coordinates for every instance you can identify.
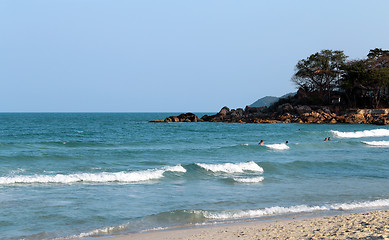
[108,210,389,240]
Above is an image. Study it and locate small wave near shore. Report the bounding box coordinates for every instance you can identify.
[203,198,389,220]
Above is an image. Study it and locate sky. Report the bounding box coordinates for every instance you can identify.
[1,0,388,112]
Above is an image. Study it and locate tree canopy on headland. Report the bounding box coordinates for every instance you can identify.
[152,48,389,125]
[291,48,389,109]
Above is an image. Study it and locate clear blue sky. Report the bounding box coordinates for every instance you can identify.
[1,0,388,112]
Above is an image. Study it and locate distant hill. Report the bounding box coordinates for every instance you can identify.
[250,96,279,107]
[250,92,296,107]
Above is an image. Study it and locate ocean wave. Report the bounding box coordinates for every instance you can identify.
[362,140,389,146]
[202,198,389,220]
[0,165,186,185]
[265,143,289,150]
[196,161,263,173]
[232,176,264,183]
[331,129,389,138]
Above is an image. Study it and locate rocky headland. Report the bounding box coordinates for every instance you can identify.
[151,105,389,125]
[151,90,389,125]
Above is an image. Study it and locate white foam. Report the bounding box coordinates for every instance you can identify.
[0,165,186,185]
[203,205,327,219]
[58,222,130,239]
[362,140,389,146]
[202,198,389,220]
[10,168,26,174]
[265,143,289,150]
[331,129,389,138]
[196,161,263,173]
[329,199,389,210]
[233,176,264,183]
[163,165,187,173]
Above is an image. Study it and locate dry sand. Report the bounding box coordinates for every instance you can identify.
[107,210,389,240]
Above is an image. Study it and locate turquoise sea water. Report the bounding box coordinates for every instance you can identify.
[1,113,389,239]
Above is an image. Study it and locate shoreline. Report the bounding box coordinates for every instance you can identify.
[104,209,389,240]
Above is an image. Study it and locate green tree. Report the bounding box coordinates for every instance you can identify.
[367,48,389,60]
[367,67,389,108]
[292,50,348,103]
[340,60,369,107]
[364,48,389,108]
[340,48,389,108]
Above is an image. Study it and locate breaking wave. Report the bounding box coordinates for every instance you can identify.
[331,129,389,138]
[0,165,186,185]
[265,143,289,150]
[196,161,263,173]
[202,198,389,220]
[362,140,389,147]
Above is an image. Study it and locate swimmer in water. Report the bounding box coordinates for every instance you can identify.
[259,140,264,145]
[328,137,331,141]
[324,138,327,141]
[286,141,289,144]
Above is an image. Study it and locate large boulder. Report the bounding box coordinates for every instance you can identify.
[218,106,230,116]
[344,113,366,124]
[165,116,180,122]
[278,103,294,114]
[163,113,201,122]
[371,116,388,125]
[230,108,244,122]
[177,113,200,122]
[244,106,266,114]
[296,105,312,115]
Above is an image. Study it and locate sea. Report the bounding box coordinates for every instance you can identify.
[1,113,389,239]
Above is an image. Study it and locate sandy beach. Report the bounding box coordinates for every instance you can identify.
[108,210,389,240]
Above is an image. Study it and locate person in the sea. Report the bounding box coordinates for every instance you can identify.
[324,138,327,141]
[286,141,289,144]
[259,140,264,145]
[328,137,331,141]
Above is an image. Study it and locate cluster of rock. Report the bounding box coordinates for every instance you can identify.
[151,105,389,125]
[151,113,202,123]
[273,104,389,125]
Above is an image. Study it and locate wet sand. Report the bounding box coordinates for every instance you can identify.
[107,210,389,239]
